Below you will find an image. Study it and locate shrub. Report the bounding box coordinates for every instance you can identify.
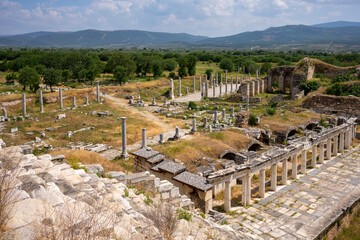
[319,117,329,128]
[248,114,258,126]
[177,209,192,221]
[331,74,350,84]
[205,69,213,80]
[144,194,153,206]
[299,80,319,95]
[144,203,178,239]
[266,107,276,116]
[188,101,197,110]
[269,102,278,108]
[168,72,176,78]
[124,188,129,197]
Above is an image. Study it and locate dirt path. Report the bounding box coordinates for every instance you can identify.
[104,94,173,131]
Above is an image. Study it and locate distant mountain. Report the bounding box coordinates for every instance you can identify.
[0,29,209,48]
[311,21,360,28]
[196,25,360,50]
[1,24,360,50]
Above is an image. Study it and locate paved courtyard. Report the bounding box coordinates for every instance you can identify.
[228,145,360,239]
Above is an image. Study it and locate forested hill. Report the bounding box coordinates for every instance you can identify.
[196,25,360,50]
[0,29,208,48]
[1,24,360,50]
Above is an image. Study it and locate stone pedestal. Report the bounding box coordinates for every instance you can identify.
[73,96,77,108]
[191,119,197,133]
[159,133,164,144]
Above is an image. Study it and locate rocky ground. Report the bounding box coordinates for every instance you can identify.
[0,143,245,240]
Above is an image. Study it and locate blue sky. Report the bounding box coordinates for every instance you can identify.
[1,0,360,37]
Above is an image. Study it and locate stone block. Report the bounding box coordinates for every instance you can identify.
[161,191,170,199]
[107,171,126,182]
[170,187,180,198]
[158,180,173,192]
[85,164,104,176]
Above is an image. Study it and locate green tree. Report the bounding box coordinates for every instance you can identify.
[299,80,319,95]
[106,53,136,78]
[5,72,17,84]
[43,68,62,92]
[113,66,128,85]
[152,60,163,78]
[219,58,234,72]
[164,59,177,71]
[205,69,213,80]
[62,70,71,81]
[186,55,197,76]
[178,56,188,77]
[260,62,272,75]
[18,66,40,92]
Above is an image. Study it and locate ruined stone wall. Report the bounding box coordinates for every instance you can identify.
[302,94,360,120]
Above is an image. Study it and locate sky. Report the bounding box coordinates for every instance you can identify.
[1,0,360,37]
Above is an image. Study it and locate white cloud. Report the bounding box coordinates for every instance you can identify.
[273,0,288,9]
[91,0,132,14]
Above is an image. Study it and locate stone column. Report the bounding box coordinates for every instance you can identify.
[256,70,258,80]
[22,93,26,116]
[141,128,146,149]
[245,175,251,206]
[163,97,167,106]
[191,119,197,133]
[174,126,180,139]
[230,76,233,93]
[225,71,228,95]
[178,77,182,97]
[326,138,332,160]
[220,73,223,85]
[169,79,174,99]
[193,76,196,92]
[319,142,325,164]
[240,75,243,84]
[120,117,129,159]
[271,163,277,191]
[291,154,298,179]
[249,73,251,80]
[204,189,213,214]
[222,108,226,120]
[213,80,216,97]
[282,159,288,185]
[219,82,223,96]
[224,180,231,212]
[203,117,208,128]
[333,134,338,156]
[311,145,317,168]
[216,72,219,87]
[2,108,7,119]
[72,96,76,108]
[236,76,238,92]
[152,97,156,105]
[210,72,213,88]
[301,150,307,174]
[259,169,266,198]
[201,82,205,100]
[205,76,209,98]
[186,87,189,95]
[96,81,100,102]
[159,133,164,144]
[39,90,44,113]
[59,89,63,109]
[344,129,350,149]
[230,107,234,118]
[199,75,202,91]
[85,95,89,105]
[246,97,249,111]
[214,111,218,124]
[339,132,345,153]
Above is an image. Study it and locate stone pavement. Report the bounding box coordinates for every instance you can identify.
[227,145,360,239]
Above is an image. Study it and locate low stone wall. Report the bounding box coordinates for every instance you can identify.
[302,94,360,121]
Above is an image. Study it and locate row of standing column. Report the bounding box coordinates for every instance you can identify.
[222,127,355,211]
[20,82,100,116]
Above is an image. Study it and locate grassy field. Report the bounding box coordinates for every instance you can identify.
[335,210,360,240]
[0,90,167,148]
